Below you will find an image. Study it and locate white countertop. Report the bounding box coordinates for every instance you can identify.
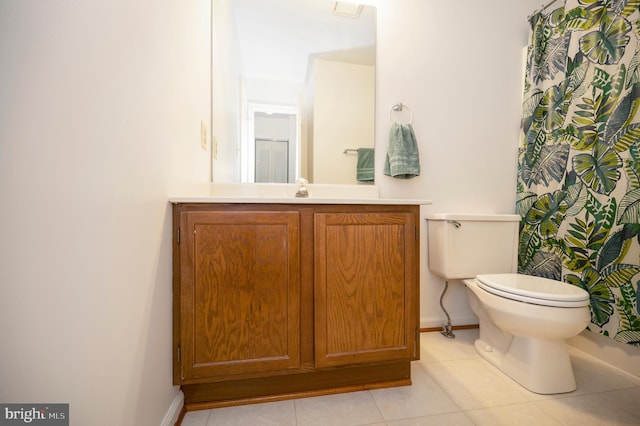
[169,183,431,205]
[169,196,431,205]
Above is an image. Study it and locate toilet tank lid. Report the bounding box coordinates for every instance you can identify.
[425,213,520,222]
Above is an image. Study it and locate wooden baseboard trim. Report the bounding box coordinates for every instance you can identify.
[420,324,478,333]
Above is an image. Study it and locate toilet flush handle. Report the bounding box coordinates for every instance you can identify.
[447,220,461,228]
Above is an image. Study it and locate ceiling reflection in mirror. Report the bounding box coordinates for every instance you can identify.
[212,0,376,184]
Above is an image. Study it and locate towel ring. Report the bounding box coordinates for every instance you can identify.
[389,103,413,124]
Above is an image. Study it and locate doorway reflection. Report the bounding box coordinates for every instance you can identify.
[243,104,298,183]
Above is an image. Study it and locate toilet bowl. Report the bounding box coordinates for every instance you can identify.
[425,214,591,394]
[465,274,590,394]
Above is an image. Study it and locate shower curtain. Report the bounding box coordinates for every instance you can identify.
[518,0,640,346]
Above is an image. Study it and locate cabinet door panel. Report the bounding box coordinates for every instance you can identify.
[181,211,300,380]
[315,212,417,368]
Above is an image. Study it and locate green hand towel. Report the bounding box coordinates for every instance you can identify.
[356,148,375,181]
[383,123,420,179]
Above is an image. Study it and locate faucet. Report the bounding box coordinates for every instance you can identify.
[295,178,309,198]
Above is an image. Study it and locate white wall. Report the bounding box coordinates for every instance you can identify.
[244,77,302,105]
[0,1,211,425]
[312,58,375,185]
[374,0,541,327]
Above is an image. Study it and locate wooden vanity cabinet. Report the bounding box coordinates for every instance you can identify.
[314,211,418,368]
[176,208,301,382]
[173,203,419,410]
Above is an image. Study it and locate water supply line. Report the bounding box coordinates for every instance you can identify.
[439,218,461,338]
[439,280,455,338]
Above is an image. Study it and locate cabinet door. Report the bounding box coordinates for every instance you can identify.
[179,210,301,381]
[314,211,418,368]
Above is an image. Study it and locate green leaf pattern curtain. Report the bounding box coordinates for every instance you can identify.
[518,0,640,346]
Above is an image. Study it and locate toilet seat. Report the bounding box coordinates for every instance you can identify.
[476,274,590,308]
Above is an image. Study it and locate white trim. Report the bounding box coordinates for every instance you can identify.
[160,391,184,426]
[568,331,640,379]
[420,319,640,379]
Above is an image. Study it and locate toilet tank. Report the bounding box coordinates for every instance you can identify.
[425,213,520,279]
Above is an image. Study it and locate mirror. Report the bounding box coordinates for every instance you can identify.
[212,0,376,184]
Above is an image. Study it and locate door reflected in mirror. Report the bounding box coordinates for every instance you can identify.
[253,108,297,183]
[212,0,376,184]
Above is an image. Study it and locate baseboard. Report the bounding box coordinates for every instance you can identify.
[160,390,184,426]
[420,315,478,330]
[421,324,478,333]
[568,330,640,379]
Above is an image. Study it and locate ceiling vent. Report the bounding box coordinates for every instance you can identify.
[332,2,363,19]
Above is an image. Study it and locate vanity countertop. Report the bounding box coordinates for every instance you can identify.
[169,183,431,205]
[169,196,431,205]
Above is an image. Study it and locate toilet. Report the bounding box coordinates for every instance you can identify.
[425,213,590,394]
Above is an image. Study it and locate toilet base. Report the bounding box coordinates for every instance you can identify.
[474,335,577,394]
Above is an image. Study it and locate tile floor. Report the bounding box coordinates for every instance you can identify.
[181,330,640,425]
